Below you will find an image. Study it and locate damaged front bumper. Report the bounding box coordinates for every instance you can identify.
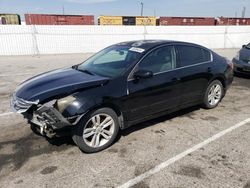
[10,94,39,113]
[27,100,85,138]
[11,95,84,138]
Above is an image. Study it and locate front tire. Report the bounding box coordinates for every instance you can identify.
[72,108,120,153]
[203,80,224,109]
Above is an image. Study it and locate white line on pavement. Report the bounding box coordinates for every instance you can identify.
[0,112,13,117]
[117,118,250,188]
[0,73,34,77]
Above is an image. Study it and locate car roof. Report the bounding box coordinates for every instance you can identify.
[115,40,209,52]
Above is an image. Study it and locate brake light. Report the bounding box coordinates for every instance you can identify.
[226,58,234,69]
[235,51,240,61]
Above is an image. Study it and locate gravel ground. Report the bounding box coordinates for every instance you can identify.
[0,49,250,188]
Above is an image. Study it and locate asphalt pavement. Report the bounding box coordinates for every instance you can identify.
[0,49,250,188]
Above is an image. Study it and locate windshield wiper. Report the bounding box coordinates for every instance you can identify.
[77,69,95,75]
[72,65,94,75]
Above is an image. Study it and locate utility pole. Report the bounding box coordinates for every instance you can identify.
[140,2,144,16]
[242,6,246,18]
[62,5,65,15]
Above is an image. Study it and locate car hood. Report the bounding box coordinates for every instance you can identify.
[240,48,250,61]
[15,68,109,102]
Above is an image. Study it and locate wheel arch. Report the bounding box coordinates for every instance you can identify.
[207,76,227,99]
[209,75,226,89]
[86,103,125,130]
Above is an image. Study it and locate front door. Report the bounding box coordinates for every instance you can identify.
[122,45,182,122]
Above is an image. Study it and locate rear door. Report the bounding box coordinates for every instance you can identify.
[175,44,213,106]
[122,45,182,122]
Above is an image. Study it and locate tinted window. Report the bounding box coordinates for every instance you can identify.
[177,45,211,67]
[139,46,176,74]
[202,49,211,62]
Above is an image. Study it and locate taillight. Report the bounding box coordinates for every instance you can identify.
[235,51,240,61]
[226,58,234,69]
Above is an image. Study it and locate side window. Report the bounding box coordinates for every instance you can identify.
[202,49,211,62]
[139,46,176,74]
[94,49,128,64]
[176,45,211,67]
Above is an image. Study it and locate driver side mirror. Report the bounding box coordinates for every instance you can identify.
[242,45,246,48]
[133,70,153,80]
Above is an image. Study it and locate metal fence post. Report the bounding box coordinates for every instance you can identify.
[224,26,228,49]
[31,25,39,56]
[143,21,148,40]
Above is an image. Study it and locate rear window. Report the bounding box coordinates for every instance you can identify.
[176,45,211,67]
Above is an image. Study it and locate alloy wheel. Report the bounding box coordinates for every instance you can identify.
[83,114,115,148]
[208,84,222,106]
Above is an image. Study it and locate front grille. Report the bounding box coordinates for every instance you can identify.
[10,94,39,113]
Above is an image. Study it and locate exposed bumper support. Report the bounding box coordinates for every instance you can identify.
[24,100,85,137]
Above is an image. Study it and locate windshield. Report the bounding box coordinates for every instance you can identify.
[246,43,250,49]
[77,45,143,78]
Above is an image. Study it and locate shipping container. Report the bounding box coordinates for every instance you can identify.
[159,17,215,26]
[98,16,123,25]
[135,16,157,26]
[25,14,94,25]
[123,16,136,25]
[98,15,156,26]
[156,18,160,26]
[0,14,21,25]
[0,17,6,25]
[216,17,250,25]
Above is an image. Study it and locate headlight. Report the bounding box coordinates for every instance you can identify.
[235,51,240,61]
[56,96,76,113]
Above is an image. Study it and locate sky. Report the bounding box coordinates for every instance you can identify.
[0,0,249,21]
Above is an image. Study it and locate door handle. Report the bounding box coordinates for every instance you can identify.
[207,67,212,72]
[172,77,180,82]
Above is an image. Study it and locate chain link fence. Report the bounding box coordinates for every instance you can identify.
[0,25,249,56]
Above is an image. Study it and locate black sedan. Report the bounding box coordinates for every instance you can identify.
[233,43,250,74]
[11,40,234,153]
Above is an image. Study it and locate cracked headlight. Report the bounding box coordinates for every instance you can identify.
[56,96,76,113]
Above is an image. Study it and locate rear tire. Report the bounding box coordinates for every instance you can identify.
[72,108,120,153]
[203,80,224,109]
